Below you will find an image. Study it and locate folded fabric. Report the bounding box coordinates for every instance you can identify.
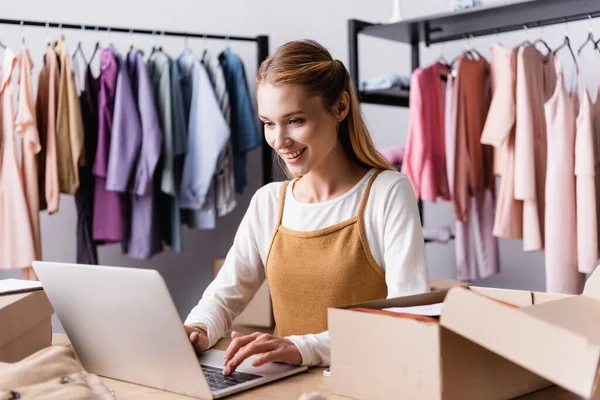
[350,307,439,323]
[0,345,116,400]
[359,73,411,92]
[422,225,453,243]
[377,146,405,165]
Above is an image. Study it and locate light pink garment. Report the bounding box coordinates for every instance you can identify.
[402,62,450,202]
[0,49,36,269]
[593,91,600,253]
[575,89,598,274]
[544,59,585,294]
[377,146,405,165]
[514,46,557,252]
[446,64,500,281]
[481,44,523,240]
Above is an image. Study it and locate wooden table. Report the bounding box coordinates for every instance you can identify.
[52,334,580,399]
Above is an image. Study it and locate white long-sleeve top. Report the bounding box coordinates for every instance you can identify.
[185,169,429,366]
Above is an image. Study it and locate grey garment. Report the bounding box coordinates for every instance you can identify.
[359,73,411,92]
[147,52,185,253]
[202,51,236,217]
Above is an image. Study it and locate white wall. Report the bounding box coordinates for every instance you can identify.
[1,0,596,326]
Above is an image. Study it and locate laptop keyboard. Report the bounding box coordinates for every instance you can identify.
[200,364,263,392]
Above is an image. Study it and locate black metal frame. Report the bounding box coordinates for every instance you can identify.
[349,0,600,109]
[0,18,272,185]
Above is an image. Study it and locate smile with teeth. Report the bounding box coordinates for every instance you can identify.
[281,147,307,160]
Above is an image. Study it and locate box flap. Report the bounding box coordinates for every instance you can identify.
[583,266,600,301]
[0,291,54,349]
[429,277,468,292]
[470,286,534,307]
[441,287,600,399]
[0,279,43,296]
[338,290,448,310]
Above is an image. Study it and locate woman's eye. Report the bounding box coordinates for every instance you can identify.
[263,121,275,128]
[289,118,304,125]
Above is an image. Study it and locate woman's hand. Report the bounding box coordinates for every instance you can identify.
[184,325,209,352]
[222,331,302,375]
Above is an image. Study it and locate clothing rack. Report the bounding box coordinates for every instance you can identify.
[0,18,273,186]
[348,0,600,237]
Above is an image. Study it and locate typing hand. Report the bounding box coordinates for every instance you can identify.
[222,331,302,375]
[184,325,209,352]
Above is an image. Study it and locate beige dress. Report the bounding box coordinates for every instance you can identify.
[481,43,523,239]
[514,45,557,252]
[16,47,42,280]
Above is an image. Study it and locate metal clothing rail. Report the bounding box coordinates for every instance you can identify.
[0,17,273,186]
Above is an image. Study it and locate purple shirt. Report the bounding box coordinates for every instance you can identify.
[125,50,164,259]
[106,51,142,192]
[92,47,123,243]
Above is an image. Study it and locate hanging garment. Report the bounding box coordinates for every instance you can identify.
[219,48,261,194]
[544,58,585,294]
[202,50,236,218]
[125,50,163,259]
[92,47,124,243]
[480,44,523,239]
[575,88,598,274]
[593,90,600,254]
[147,51,186,253]
[36,46,60,214]
[514,45,557,252]
[106,51,142,194]
[449,56,500,281]
[16,47,42,280]
[402,61,450,202]
[178,50,230,230]
[53,36,84,195]
[75,64,101,265]
[0,48,36,270]
[452,56,495,222]
[266,171,388,337]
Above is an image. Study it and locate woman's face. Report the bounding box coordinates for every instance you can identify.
[258,83,344,176]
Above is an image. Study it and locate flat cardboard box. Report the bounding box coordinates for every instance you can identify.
[328,286,565,400]
[441,267,600,399]
[0,282,54,363]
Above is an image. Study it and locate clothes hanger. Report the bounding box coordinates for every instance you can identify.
[578,16,596,55]
[72,24,88,65]
[532,23,552,53]
[129,29,135,51]
[554,20,579,72]
[88,26,101,66]
[20,21,26,47]
[518,25,532,47]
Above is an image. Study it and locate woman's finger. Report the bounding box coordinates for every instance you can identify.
[223,341,276,375]
[223,332,261,366]
[251,349,285,367]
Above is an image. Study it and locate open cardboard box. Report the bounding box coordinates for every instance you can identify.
[0,280,54,363]
[441,267,600,399]
[328,282,571,400]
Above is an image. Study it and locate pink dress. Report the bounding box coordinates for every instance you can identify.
[402,61,450,202]
[575,89,598,274]
[0,48,36,270]
[544,58,585,294]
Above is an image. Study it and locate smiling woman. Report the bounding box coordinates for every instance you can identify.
[184,39,429,376]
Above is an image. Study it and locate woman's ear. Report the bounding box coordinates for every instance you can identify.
[335,91,350,121]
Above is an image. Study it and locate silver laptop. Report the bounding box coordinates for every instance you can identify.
[32,261,307,399]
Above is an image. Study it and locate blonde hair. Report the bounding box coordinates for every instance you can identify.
[256,39,394,177]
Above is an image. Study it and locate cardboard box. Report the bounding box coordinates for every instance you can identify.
[441,268,600,399]
[0,280,54,362]
[328,286,564,400]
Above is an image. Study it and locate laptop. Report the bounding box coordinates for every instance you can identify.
[32,261,308,399]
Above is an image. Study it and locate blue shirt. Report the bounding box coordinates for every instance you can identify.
[218,48,261,194]
[177,50,230,232]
